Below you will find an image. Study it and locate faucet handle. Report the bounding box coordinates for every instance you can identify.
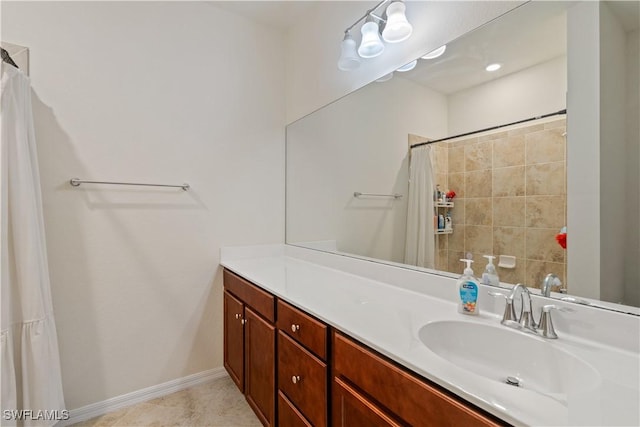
[489,291,517,325]
[538,304,574,339]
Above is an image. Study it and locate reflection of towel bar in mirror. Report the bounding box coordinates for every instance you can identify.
[70,178,190,191]
[354,192,402,199]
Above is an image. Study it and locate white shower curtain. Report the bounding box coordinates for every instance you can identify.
[1,64,65,426]
[404,145,435,268]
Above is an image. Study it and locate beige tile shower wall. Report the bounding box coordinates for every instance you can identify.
[433,142,449,271]
[442,119,567,290]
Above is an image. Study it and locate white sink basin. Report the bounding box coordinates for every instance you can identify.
[418,321,600,401]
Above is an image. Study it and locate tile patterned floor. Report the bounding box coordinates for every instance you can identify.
[71,376,261,427]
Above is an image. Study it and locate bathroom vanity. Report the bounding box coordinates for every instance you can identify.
[221,244,640,427]
[223,268,502,427]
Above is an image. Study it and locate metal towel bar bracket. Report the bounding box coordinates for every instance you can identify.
[70,178,189,191]
[354,192,402,199]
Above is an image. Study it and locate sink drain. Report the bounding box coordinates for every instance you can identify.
[505,376,520,387]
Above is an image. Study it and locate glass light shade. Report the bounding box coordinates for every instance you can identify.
[338,33,361,71]
[421,45,447,59]
[382,1,413,43]
[358,20,385,58]
[396,59,417,72]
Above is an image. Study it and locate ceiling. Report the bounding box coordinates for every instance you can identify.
[398,2,569,95]
[210,1,319,30]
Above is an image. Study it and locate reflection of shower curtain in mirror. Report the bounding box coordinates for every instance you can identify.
[1,64,66,425]
[404,145,435,268]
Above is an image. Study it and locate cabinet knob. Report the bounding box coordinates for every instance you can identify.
[235,313,241,319]
[241,319,246,325]
[291,375,301,384]
[291,324,300,333]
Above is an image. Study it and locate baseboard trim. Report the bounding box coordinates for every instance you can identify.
[59,367,228,426]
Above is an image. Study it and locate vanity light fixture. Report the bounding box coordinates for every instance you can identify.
[358,16,385,58]
[486,63,502,72]
[396,59,417,72]
[421,45,447,59]
[382,1,413,43]
[338,31,361,71]
[338,0,413,71]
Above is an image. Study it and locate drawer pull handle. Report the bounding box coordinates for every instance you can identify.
[291,375,301,384]
[291,324,300,333]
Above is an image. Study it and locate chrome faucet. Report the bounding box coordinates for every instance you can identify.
[538,304,573,339]
[491,284,573,339]
[489,284,536,331]
[512,284,537,332]
[541,273,561,297]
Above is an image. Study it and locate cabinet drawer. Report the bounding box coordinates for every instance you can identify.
[278,391,313,427]
[277,299,328,360]
[333,332,505,427]
[333,377,403,427]
[278,331,328,427]
[224,269,275,322]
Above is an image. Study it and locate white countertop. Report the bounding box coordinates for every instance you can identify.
[221,245,640,427]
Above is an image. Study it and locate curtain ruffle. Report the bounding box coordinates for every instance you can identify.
[1,315,65,427]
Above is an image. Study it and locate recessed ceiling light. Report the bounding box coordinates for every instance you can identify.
[485,63,502,72]
[396,60,417,72]
[376,72,394,82]
[421,45,446,59]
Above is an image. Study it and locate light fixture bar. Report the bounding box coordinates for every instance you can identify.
[343,0,391,34]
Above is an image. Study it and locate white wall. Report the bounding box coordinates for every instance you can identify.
[448,56,567,135]
[1,1,285,410]
[287,76,447,263]
[285,1,524,123]
[567,1,639,305]
[567,1,601,300]
[599,2,627,304]
[624,28,640,306]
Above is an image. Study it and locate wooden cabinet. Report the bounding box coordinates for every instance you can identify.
[223,268,509,427]
[276,300,329,427]
[332,331,507,427]
[223,270,276,427]
[278,391,313,427]
[223,291,244,391]
[245,307,276,426]
[277,331,328,427]
[333,377,403,427]
[277,299,328,360]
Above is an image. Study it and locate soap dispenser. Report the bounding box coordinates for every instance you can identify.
[457,259,480,315]
[481,255,500,287]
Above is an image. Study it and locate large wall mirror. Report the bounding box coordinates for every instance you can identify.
[286,1,639,314]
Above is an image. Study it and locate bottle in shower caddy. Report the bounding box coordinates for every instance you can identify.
[457,259,480,315]
[445,211,452,231]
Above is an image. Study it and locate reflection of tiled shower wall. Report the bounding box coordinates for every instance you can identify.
[433,118,567,290]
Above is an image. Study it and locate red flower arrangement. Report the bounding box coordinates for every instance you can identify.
[555,226,567,249]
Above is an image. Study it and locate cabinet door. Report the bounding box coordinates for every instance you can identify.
[333,377,403,427]
[224,290,244,392]
[245,307,276,427]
